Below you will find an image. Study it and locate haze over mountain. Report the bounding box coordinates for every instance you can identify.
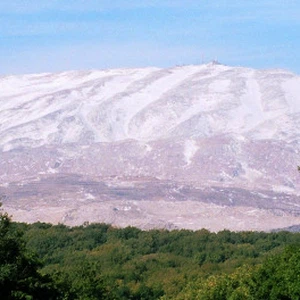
[1,63,300,231]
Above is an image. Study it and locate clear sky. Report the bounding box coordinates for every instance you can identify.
[1,0,300,75]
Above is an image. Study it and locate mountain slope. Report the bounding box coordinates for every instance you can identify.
[1,63,300,231]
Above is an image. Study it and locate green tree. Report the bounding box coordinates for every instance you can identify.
[0,205,60,299]
[252,245,300,300]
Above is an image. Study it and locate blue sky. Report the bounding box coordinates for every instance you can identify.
[1,0,300,75]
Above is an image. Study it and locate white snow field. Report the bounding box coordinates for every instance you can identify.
[1,63,299,151]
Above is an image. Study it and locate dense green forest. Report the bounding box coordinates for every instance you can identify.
[2,207,300,299]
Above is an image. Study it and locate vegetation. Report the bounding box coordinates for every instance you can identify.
[0,207,61,299]
[176,245,300,300]
[2,206,300,299]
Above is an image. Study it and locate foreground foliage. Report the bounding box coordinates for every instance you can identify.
[0,210,61,299]
[2,213,300,299]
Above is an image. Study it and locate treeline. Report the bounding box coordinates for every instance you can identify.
[2,211,300,299]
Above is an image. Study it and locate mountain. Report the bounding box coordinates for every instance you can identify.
[1,63,300,231]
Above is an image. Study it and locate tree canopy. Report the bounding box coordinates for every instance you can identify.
[0,205,60,299]
[2,202,300,299]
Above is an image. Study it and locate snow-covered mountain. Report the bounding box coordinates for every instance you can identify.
[1,62,300,150]
[1,63,300,231]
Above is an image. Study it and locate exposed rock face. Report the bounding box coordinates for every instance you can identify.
[1,63,300,231]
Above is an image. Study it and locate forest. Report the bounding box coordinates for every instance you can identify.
[2,207,300,300]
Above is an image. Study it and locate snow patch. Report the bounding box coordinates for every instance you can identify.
[85,193,95,200]
[209,79,230,93]
[272,185,295,193]
[281,78,300,113]
[184,139,198,165]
